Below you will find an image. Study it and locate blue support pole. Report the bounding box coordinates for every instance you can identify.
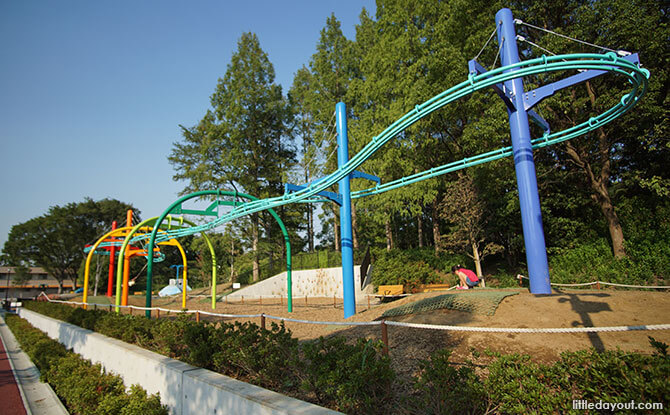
[496,8,552,294]
[336,102,356,318]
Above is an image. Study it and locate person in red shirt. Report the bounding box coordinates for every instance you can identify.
[451,265,479,290]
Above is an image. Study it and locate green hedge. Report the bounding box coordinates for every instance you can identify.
[24,301,394,414]
[548,239,670,286]
[5,314,168,415]
[22,301,670,414]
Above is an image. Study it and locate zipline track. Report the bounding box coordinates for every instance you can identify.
[136,52,648,244]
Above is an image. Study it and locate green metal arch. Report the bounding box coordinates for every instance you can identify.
[145,190,292,317]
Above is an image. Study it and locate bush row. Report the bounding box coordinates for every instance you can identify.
[370,240,669,289]
[548,239,670,286]
[5,314,168,415]
[23,302,670,414]
[24,301,394,414]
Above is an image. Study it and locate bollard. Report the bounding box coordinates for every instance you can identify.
[196,311,200,323]
[260,314,266,330]
[596,281,601,290]
[381,321,389,356]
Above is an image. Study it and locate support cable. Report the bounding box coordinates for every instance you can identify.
[473,27,498,61]
[514,19,625,55]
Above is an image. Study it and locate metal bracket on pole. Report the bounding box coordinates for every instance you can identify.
[350,170,381,184]
[469,59,550,134]
[284,183,342,206]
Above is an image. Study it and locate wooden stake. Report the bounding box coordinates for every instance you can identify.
[196,311,200,323]
[260,314,266,330]
[156,309,160,319]
[381,321,389,356]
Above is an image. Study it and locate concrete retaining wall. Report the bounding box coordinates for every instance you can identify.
[228,266,373,300]
[17,308,340,415]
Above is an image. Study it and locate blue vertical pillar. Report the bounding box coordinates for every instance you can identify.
[496,8,552,294]
[336,102,356,318]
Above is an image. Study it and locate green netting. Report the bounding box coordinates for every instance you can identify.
[382,291,519,317]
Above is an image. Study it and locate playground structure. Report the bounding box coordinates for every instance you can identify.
[78,8,649,319]
[82,211,198,310]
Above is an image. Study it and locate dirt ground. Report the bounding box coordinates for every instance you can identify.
[83,287,670,383]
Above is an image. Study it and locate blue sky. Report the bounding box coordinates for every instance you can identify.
[0,1,375,249]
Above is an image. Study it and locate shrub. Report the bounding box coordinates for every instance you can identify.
[557,347,670,405]
[409,349,487,414]
[484,352,572,413]
[210,321,299,390]
[299,336,394,414]
[548,238,669,286]
[5,314,168,415]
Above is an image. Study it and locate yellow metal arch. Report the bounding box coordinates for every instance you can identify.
[82,225,188,308]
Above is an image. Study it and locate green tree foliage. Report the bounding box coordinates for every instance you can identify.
[1,198,136,293]
[169,33,294,282]
[285,0,668,281]
[508,0,670,259]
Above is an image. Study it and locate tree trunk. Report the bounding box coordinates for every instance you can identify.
[307,204,314,252]
[93,255,102,297]
[385,217,394,251]
[351,202,359,250]
[252,214,260,282]
[417,212,424,248]
[592,182,627,258]
[230,237,235,283]
[432,198,441,254]
[472,241,483,278]
[334,207,341,252]
[563,81,626,258]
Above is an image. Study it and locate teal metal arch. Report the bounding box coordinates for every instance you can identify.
[145,190,292,317]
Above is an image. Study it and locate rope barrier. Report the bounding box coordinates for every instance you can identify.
[34,292,670,334]
[385,321,670,333]
[264,314,380,327]
[516,275,670,289]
